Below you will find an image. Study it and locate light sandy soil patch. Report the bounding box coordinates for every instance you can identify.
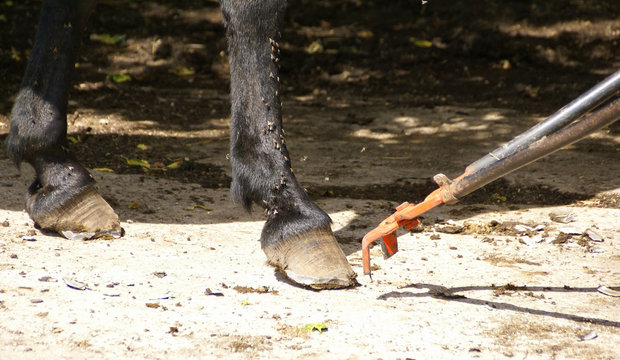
[1,104,618,359]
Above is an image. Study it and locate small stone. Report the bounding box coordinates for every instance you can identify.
[438,225,463,234]
[63,277,88,290]
[559,227,582,235]
[519,236,540,246]
[514,224,532,232]
[550,212,575,223]
[578,331,598,342]
[589,246,604,253]
[585,229,604,242]
[597,286,620,297]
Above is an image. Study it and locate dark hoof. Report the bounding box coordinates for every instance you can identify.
[263,227,357,289]
[27,187,121,240]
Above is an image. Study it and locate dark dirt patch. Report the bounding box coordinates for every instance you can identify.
[1,0,618,207]
[66,133,231,188]
[2,0,619,118]
[307,178,592,206]
[578,193,620,208]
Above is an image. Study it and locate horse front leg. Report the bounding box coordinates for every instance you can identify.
[220,0,356,288]
[6,0,120,239]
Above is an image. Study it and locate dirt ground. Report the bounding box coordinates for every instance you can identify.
[1,1,619,359]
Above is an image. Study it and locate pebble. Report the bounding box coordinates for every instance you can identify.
[514,224,531,232]
[63,277,88,290]
[578,330,598,342]
[589,246,604,253]
[585,229,604,242]
[559,227,582,235]
[550,212,576,223]
[597,286,620,297]
[519,235,543,246]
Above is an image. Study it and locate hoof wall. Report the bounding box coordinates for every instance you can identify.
[29,187,121,240]
[264,228,356,289]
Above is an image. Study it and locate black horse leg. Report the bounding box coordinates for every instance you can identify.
[220,0,356,288]
[6,0,120,239]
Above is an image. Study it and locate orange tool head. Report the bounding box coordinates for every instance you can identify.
[361,189,445,276]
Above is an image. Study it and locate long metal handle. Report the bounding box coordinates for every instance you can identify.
[469,69,620,172]
[449,97,620,200]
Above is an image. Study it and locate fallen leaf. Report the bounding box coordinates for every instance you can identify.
[128,202,140,209]
[90,33,126,45]
[490,193,507,202]
[301,322,328,333]
[136,143,149,151]
[93,168,115,173]
[166,161,183,169]
[357,30,374,39]
[11,46,21,61]
[411,39,433,48]
[170,66,195,76]
[108,73,131,83]
[126,158,150,168]
[305,41,323,54]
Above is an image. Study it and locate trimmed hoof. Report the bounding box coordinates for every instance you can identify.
[263,228,356,289]
[27,187,121,240]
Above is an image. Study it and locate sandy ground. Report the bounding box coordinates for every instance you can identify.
[1,1,619,359]
[1,103,619,359]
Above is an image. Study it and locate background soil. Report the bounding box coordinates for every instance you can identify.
[0,1,619,359]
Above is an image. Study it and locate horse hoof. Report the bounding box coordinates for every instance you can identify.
[263,227,357,289]
[27,187,121,240]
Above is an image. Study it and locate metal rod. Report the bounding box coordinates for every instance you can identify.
[468,69,620,172]
[449,97,620,199]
